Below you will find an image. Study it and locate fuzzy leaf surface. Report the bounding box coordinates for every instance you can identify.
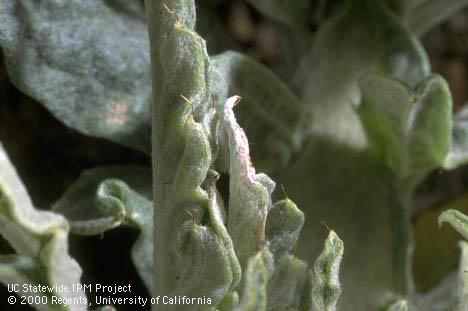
[358,74,452,186]
[0,0,152,153]
[266,198,304,260]
[266,255,311,311]
[52,166,153,293]
[278,1,431,308]
[0,144,86,311]
[294,0,429,148]
[211,52,303,174]
[235,251,273,311]
[146,1,241,308]
[312,230,344,311]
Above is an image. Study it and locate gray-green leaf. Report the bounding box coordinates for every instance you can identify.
[0,143,86,311]
[439,209,468,240]
[0,0,151,153]
[266,255,311,311]
[312,230,344,311]
[294,0,429,149]
[220,96,272,270]
[266,198,305,260]
[443,106,468,170]
[235,250,273,311]
[453,241,468,311]
[211,52,303,174]
[357,73,452,186]
[52,166,153,293]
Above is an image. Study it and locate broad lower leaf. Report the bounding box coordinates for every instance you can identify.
[0,143,86,311]
[52,166,153,293]
[0,0,152,153]
[0,0,247,155]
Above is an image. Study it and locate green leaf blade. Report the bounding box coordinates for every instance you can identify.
[0,144,86,311]
[312,230,344,311]
[52,165,153,293]
[0,0,152,153]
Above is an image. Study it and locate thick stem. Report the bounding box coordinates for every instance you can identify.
[145,1,218,309]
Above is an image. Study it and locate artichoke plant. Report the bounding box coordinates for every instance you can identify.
[1,0,468,310]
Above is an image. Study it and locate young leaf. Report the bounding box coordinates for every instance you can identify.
[266,198,305,260]
[279,130,414,308]
[412,192,468,292]
[218,96,316,310]
[52,166,153,293]
[205,176,242,294]
[438,210,468,309]
[266,255,311,310]
[439,209,468,240]
[357,73,452,186]
[0,143,86,311]
[235,250,273,311]
[53,166,151,233]
[312,230,344,311]
[211,52,303,174]
[172,220,238,308]
[219,96,273,270]
[0,0,151,153]
[294,0,429,148]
